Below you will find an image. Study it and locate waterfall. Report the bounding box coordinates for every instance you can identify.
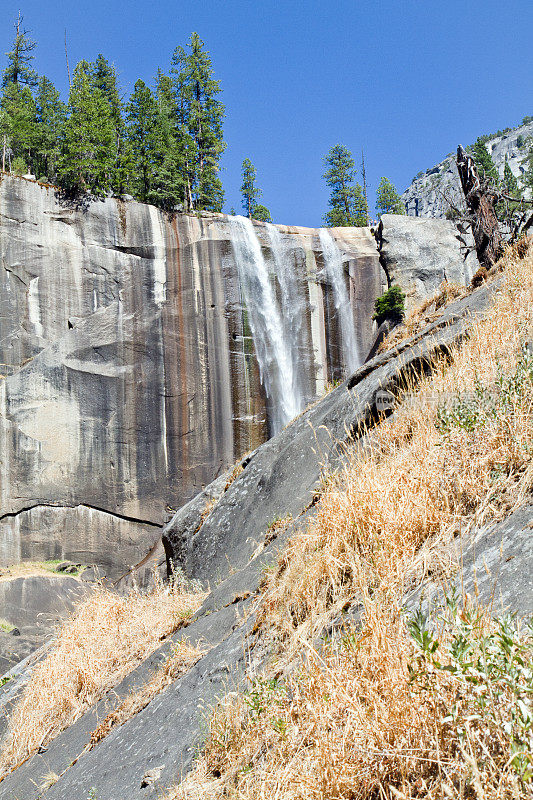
[266,223,306,408]
[230,216,302,434]
[318,229,360,373]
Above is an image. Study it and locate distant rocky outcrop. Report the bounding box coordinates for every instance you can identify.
[402,120,533,218]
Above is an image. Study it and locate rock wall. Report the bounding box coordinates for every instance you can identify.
[0,177,383,577]
[401,120,533,218]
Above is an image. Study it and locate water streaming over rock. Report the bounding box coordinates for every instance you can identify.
[230,216,301,433]
[266,222,307,410]
[318,228,360,372]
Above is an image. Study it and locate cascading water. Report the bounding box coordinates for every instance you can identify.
[318,228,360,373]
[230,216,302,434]
[266,222,306,409]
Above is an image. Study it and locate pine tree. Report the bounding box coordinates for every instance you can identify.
[322,144,368,226]
[240,158,261,217]
[89,55,129,191]
[0,13,39,171]
[57,60,117,195]
[503,160,520,197]
[170,33,225,211]
[90,55,122,131]
[148,71,185,210]
[2,13,37,88]
[126,79,160,202]
[0,83,38,170]
[471,138,499,185]
[375,177,404,217]
[253,204,272,222]
[34,76,67,180]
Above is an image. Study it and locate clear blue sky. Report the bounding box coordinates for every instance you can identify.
[2,0,532,226]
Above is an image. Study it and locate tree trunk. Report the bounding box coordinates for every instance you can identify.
[456,145,502,268]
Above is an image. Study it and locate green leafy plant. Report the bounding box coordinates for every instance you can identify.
[407,590,533,783]
[11,156,26,175]
[373,284,405,326]
[436,345,533,434]
[244,677,286,718]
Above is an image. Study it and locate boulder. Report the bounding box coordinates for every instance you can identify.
[377,214,478,309]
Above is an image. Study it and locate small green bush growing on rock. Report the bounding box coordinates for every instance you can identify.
[373,284,405,326]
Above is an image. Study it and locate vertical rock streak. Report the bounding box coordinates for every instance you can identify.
[230,216,301,434]
[27,277,43,339]
[318,228,360,373]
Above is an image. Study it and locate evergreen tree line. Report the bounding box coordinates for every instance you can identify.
[0,15,225,212]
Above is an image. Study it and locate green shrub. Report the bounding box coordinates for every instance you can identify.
[11,157,27,175]
[373,284,406,326]
[408,590,533,783]
[436,345,533,435]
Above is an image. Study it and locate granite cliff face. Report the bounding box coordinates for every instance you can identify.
[0,177,384,577]
[0,177,478,579]
[402,120,533,218]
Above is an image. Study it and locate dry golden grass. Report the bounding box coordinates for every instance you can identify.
[166,238,533,799]
[0,583,205,777]
[378,280,467,353]
[171,605,531,800]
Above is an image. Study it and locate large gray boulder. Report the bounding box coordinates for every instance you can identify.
[377,214,478,310]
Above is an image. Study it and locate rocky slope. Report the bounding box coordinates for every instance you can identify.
[1,269,531,800]
[402,119,533,217]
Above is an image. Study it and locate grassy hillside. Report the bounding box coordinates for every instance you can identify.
[168,239,533,799]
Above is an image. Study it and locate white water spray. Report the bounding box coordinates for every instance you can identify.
[266,223,306,410]
[318,229,360,373]
[230,216,301,433]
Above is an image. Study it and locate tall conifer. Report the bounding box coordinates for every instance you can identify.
[2,13,37,88]
[170,33,225,211]
[0,83,38,170]
[375,176,404,217]
[35,76,66,179]
[240,158,261,218]
[57,61,116,195]
[471,138,500,185]
[323,145,368,226]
